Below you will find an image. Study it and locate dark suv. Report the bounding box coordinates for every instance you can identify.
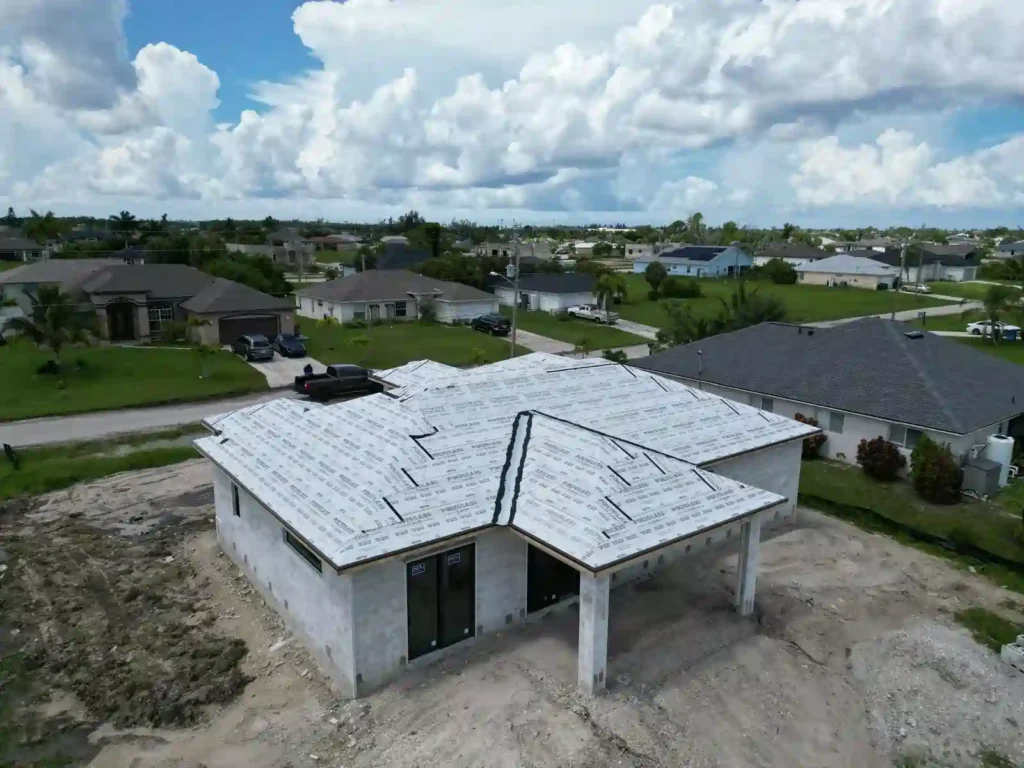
[471,313,511,336]
[232,334,275,362]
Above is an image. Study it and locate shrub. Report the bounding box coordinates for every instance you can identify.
[794,413,827,459]
[910,435,963,504]
[644,261,667,293]
[418,299,438,323]
[159,320,188,343]
[324,266,339,280]
[761,258,797,285]
[856,437,906,480]
[647,289,660,301]
[602,349,628,363]
[346,320,367,329]
[659,276,702,299]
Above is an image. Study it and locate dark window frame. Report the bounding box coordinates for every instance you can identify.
[284,530,323,574]
[395,301,407,317]
[231,483,240,517]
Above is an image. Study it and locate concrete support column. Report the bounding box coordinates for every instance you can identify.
[578,572,611,695]
[736,514,762,616]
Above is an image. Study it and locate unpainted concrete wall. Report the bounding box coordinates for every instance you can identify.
[212,466,357,697]
[706,438,802,520]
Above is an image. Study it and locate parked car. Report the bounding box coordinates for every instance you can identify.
[273,333,307,358]
[232,334,275,362]
[567,304,619,324]
[294,364,384,402]
[471,313,512,336]
[966,320,1021,337]
[905,284,932,294]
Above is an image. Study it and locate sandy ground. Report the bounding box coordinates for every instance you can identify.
[3,459,1024,768]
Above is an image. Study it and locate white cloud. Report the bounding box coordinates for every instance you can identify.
[2,0,1024,221]
[791,129,1024,209]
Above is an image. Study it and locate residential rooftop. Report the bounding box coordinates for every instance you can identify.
[794,253,896,276]
[633,319,1024,435]
[296,269,494,303]
[196,354,815,574]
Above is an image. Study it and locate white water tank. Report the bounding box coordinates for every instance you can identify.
[985,435,1015,488]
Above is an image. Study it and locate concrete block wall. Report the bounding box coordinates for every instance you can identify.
[212,467,357,697]
[706,438,802,520]
[475,528,528,634]
[350,559,407,696]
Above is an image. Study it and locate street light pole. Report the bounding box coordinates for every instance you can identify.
[510,237,520,359]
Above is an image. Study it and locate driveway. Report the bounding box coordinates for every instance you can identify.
[0,390,297,448]
[246,354,325,388]
[507,330,574,355]
[614,318,660,340]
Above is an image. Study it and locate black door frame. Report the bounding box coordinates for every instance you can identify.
[106,301,136,341]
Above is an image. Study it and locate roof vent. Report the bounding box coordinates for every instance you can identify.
[904,331,925,340]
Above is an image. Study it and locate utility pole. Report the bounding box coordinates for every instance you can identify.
[509,222,520,360]
[892,241,909,320]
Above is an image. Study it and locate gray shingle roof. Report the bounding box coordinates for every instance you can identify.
[296,269,494,303]
[0,258,121,287]
[181,278,293,314]
[794,253,896,276]
[510,273,596,294]
[756,243,828,261]
[80,264,215,299]
[632,319,1024,435]
[0,237,44,251]
[654,246,728,263]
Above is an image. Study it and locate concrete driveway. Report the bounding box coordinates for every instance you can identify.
[246,354,325,388]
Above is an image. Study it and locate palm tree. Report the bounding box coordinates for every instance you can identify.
[108,210,137,246]
[23,210,62,246]
[594,274,628,313]
[5,285,98,366]
[686,212,706,244]
[718,283,786,331]
[573,337,593,359]
[983,284,1018,344]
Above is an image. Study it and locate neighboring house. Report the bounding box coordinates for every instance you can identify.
[452,237,475,252]
[949,233,982,247]
[870,245,980,283]
[0,237,45,262]
[295,269,499,325]
[794,253,898,289]
[632,245,753,278]
[623,243,655,261]
[268,229,316,268]
[181,279,296,345]
[832,237,893,253]
[0,258,121,312]
[380,235,409,246]
[753,243,829,267]
[492,273,597,312]
[998,241,1024,258]
[634,318,1024,467]
[195,354,815,698]
[309,234,362,251]
[80,264,293,343]
[475,242,516,259]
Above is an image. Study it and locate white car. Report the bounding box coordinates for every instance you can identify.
[905,284,932,294]
[966,320,1021,337]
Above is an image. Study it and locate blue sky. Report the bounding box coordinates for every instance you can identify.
[2,0,1023,226]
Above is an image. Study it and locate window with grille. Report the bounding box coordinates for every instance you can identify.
[147,304,173,333]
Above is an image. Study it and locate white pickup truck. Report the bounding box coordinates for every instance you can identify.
[567,304,620,324]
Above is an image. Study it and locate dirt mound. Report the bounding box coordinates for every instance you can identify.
[0,466,250,741]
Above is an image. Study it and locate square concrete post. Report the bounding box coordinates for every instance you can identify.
[578,572,611,695]
[736,514,762,616]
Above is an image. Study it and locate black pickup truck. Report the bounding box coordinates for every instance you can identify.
[293,364,384,402]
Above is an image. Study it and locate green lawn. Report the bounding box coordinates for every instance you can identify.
[498,306,647,349]
[0,340,267,422]
[302,320,529,369]
[908,308,983,332]
[800,459,1024,567]
[0,261,23,272]
[955,336,1024,365]
[314,250,359,266]
[618,275,954,328]
[923,282,1020,301]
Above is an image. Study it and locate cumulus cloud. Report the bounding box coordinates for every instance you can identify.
[2,0,1024,219]
[791,129,1024,209]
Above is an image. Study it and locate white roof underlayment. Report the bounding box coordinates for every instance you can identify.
[196,354,818,573]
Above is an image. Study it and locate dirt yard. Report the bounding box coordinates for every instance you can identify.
[3,460,1024,768]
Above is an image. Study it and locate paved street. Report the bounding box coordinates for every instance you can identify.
[810,300,979,327]
[0,390,297,448]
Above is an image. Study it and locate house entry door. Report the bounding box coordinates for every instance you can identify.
[406,544,476,661]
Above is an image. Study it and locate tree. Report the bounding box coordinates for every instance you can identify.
[262,216,278,231]
[658,302,721,346]
[983,284,1018,344]
[594,274,627,311]
[6,207,20,227]
[686,212,706,244]
[794,413,827,459]
[720,220,739,245]
[644,261,668,294]
[23,210,62,244]
[717,283,786,331]
[186,317,215,379]
[856,437,906,481]
[573,337,593,359]
[760,258,797,285]
[324,267,339,280]
[108,210,137,240]
[781,223,796,241]
[659,276,702,299]
[5,285,98,366]
[910,436,963,504]
[591,241,614,258]
[205,254,292,296]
